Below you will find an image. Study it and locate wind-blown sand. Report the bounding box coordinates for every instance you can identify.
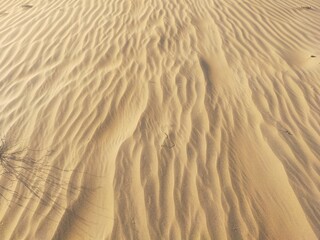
[0,0,319,239]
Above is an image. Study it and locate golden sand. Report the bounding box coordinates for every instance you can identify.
[0,0,319,239]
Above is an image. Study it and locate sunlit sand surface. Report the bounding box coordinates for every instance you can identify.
[0,0,319,239]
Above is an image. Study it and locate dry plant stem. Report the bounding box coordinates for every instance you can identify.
[0,138,96,213]
[161,131,175,149]
[0,137,107,238]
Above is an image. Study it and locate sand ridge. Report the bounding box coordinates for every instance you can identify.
[0,0,320,239]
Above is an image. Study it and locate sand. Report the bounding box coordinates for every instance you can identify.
[0,0,319,239]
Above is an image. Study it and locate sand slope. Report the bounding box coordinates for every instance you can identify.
[0,0,320,239]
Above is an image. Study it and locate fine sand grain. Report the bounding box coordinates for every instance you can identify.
[0,0,320,239]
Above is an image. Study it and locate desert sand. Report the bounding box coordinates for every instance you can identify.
[0,0,319,239]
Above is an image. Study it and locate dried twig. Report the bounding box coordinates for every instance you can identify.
[161,131,175,149]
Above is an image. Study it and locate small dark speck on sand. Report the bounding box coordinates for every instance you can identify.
[310,55,316,58]
[300,6,314,10]
[21,4,33,9]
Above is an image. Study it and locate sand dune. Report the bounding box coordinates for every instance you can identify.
[0,0,319,239]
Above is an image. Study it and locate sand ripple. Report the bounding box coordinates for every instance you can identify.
[0,0,320,239]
